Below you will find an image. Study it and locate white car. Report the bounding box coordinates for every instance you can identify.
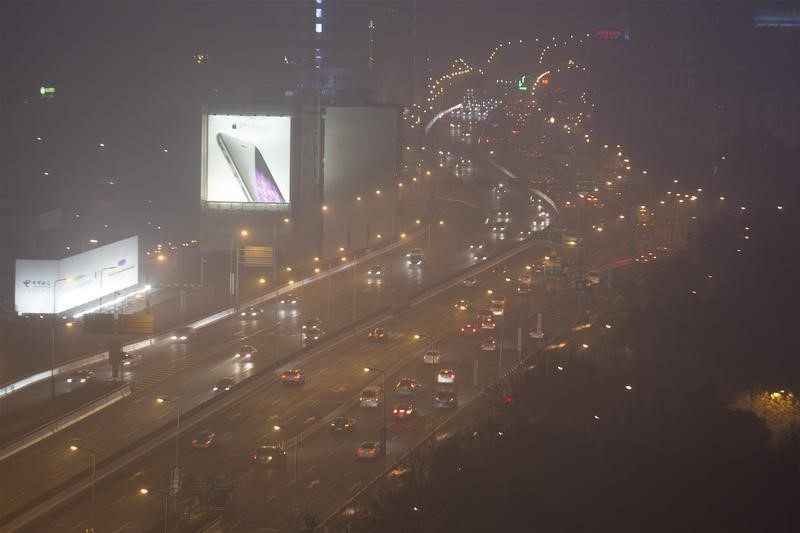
[423,350,442,364]
[481,337,497,351]
[359,386,383,408]
[586,271,601,286]
[234,344,257,359]
[437,369,456,384]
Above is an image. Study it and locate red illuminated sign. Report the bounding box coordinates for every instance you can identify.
[596,30,622,40]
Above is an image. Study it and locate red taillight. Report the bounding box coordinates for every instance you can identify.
[369,449,376,455]
[252,453,257,460]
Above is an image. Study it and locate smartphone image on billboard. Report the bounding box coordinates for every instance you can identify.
[217,133,286,203]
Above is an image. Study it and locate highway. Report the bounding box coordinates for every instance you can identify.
[0,111,544,528]
[5,67,642,532]
[34,195,637,532]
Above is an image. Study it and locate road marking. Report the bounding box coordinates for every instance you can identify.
[271,398,282,406]
[307,479,321,489]
[268,414,279,420]
[110,521,132,532]
[308,398,320,407]
[125,428,140,439]
[349,481,363,492]
[303,416,316,424]
[129,470,145,481]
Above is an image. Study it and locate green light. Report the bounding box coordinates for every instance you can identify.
[517,75,527,92]
[40,86,56,96]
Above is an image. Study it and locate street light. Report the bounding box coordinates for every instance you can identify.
[155,397,181,469]
[230,229,249,308]
[139,487,169,533]
[69,444,96,531]
[273,424,300,509]
[51,277,72,418]
[363,367,387,460]
[412,334,438,437]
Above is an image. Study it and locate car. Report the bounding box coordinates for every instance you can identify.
[66,370,94,384]
[489,301,505,316]
[359,386,383,407]
[481,337,498,351]
[491,223,507,233]
[437,369,456,384]
[462,276,479,287]
[635,252,656,263]
[392,404,417,419]
[460,323,478,337]
[234,344,257,359]
[494,210,511,223]
[367,265,385,276]
[517,283,532,294]
[213,377,235,392]
[253,445,287,466]
[279,293,300,304]
[329,416,356,433]
[529,329,545,340]
[368,327,388,342]
[492,265,511,277]
[190,430,218,448]
[453,299,471,311]
[395,378,422,396]
[302,327,325,346]
[423,349,442,364]
[478,311,496,330]
[356,441,382,460]
[120,352,142,367]
[170,326,194,342]
[407,248,425,266]
[302,317,322,330]
[585,271,601,286]
[468,241,485,251]
[240,306,263,318]
[280,369,306,385]
[434,390,459,409]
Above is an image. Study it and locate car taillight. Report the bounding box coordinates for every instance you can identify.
[369,449,376,455]
[253,453,257,460]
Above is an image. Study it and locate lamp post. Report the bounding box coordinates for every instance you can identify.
[145,254,166,313]
[313,257,333,320]
[139,488,169,533]
[156,397,181,467]
[273,424,300,509]
[51,277,71,418]
[413,333,437,438]
[156,397,181,511]
[363,367,387,460]
[69,445,96,532]
[230,229,248,309]
[99,265,117,309]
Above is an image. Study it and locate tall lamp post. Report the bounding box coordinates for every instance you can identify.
[145,253,166,313]
[313,257,334,320]
[413,333,438,438]
[51,277,72,418]
[230,229,249,309]
[138,488,169,533]
[69,444,96,532]
[273,424,300,509]
[363,367,387,459]
[156,396,181,510]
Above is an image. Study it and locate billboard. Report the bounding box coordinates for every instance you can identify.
[203,114,292,207]
[15,236,139,314]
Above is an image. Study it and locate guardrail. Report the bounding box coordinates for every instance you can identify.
[0,383,132,462]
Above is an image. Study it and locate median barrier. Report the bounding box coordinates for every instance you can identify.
[0,382,131,462]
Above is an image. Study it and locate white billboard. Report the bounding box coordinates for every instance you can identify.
[203,114,292,206]
[15,236,139,314]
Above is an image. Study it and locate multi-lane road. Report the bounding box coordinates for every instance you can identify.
[3,75,642,532]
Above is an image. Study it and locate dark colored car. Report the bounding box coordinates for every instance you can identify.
[253,445,287,466]
[66,370,94,384]
[330,416,356,433]
[191,430,218,448]
[368,327,388,342]
[213,377,235,392]
[280,369,306,385]
[435,390,459,409]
